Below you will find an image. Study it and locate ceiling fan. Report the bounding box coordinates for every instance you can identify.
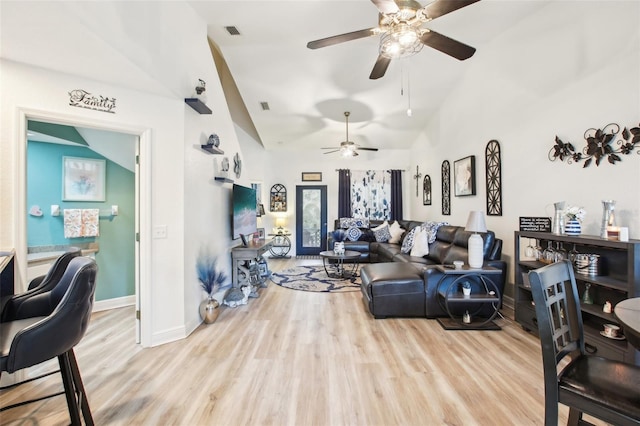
[322,112,379,157]
[307,0,480,79]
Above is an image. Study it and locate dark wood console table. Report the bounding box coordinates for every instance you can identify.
[231,239,273,289]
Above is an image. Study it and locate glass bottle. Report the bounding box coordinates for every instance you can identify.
[581,283,594,305]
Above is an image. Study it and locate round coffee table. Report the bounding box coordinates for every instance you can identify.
[319,250,361,280]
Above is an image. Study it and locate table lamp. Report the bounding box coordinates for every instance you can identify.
[465,210,487,269]
[275,217,286,234]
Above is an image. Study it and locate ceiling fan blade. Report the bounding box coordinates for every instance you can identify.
[323,149,340,154]
[370,55,392,79]
[358,147,379,151]
[423,0,480,20]
[420,30,476,60]
[370,0,399,14]
[307,28,378,49]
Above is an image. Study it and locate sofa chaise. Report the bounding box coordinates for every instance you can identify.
[328,219,506,319]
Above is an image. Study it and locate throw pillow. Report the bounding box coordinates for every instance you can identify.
[359,229,376,242]
[339,217,370,229]
[421,221,449,243]
[410,227,430,257]
[400,226,421,253]
[345,226,363,242]
[373,224,392,242]
[388,221,406,244]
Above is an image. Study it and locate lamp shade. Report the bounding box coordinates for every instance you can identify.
[275,217,286,228]
[465,211,487,269]
[465,211,487,233]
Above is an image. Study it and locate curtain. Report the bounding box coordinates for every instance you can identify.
[337,169,351,218]
[351,170,391,220]
[390,169,403,220]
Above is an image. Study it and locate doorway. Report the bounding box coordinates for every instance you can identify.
[17,110,149,345]
[295,185,327,255]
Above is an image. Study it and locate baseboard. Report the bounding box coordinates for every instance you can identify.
[93,295,135,312]
[151,326,186,347]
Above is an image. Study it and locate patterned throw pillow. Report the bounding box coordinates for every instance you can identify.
[401,226,421,253]
[421,221,449,243]
[346,226,363,242]
[339,217,370,229]
[373,224,392,242]
[388,221,406,244]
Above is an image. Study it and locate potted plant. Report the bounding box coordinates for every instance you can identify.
[461,281,472,297]
[197,250,230,324]
[332,229,347,255]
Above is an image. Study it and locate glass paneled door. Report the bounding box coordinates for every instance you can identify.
[296,186,327,255]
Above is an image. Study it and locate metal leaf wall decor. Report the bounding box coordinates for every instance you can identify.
[485,140,502,216]
[550,122,640,167]
[441,161,450,216]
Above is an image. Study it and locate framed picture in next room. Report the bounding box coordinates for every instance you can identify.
[454,155,476,197]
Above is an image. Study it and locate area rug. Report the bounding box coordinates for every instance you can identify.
[270,265,361,293]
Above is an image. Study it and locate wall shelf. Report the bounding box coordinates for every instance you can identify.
[185,98,212,114]
[214,177,234,184]
[201,145,224,155]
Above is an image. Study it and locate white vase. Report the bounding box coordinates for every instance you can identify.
[565,219,581,236]
[334,241,345,255]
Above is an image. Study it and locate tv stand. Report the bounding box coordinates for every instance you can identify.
[231,239,273,292]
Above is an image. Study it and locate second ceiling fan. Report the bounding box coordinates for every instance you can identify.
[307,0,480,79]
[322,112,379,157]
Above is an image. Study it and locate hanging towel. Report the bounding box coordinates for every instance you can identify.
[64,209,82,238]
[81,209,100,237]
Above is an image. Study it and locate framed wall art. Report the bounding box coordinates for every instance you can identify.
[441,160,450,215]
[270,183,287,212]
[301,172,322,182]
[485,140,503,216]
[454,155,476,197]
[423,175,432,206]
[62,156,106,202]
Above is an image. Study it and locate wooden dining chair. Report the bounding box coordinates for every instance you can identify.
[528,260,640,426]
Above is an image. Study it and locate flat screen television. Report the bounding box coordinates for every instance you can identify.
[232,184,258,241]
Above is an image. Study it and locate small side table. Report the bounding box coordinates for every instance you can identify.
[435,265,502,330]
[319,250,360,280]
[268,233,291,258]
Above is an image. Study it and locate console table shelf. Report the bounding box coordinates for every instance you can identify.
[514,230,640,366]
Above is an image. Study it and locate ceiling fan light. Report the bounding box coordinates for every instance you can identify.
[380,25,422,59]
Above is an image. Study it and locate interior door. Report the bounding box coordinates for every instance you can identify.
[295,186,327,255]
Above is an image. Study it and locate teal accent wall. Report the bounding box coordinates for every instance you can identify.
[27,141,135,301]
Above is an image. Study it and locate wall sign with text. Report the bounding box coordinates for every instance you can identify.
[519,217,551,232]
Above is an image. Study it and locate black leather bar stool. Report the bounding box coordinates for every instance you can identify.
[0,256,97,425]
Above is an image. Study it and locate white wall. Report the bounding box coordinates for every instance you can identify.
[407,1,640,293]
[0,2,248,346]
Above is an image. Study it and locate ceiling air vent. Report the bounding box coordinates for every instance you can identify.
[260,102,270,111]
[225,26,241,36]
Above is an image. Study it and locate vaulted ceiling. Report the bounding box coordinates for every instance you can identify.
[2,1,552,154]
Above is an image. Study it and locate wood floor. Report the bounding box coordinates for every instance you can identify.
[1,258,604,425]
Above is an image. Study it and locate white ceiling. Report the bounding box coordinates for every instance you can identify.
[188,0,551,152]
[1,0,552,154]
